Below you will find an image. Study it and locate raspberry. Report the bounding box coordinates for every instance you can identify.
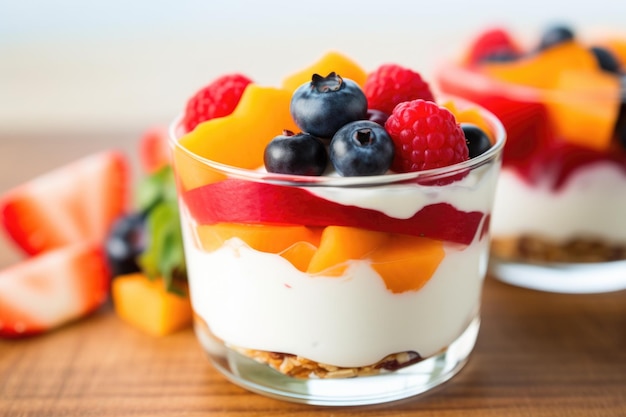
[464,28,522,65]
[363,64,435,115]
[384,99,468,173]
[182,73,253,132]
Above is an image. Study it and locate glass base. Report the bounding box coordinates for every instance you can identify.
[194,315,480,406]
[490,257,626,294]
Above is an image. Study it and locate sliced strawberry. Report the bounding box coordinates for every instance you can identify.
[183,179,484,245]
[0,242,110,338]
[139,126,171,173]
[0,151,130,256]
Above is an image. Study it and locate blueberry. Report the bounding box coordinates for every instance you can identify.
[329,120,394,176]
[537,25,575,50]
[479,49,520,63]
[264,130,328,176]
[105,212,146,276]
[290,72,368,139]
[590,46,621,74]
[461,123,492,158]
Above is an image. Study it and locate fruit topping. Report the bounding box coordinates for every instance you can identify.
[366,109,390,126]
[175,85,298,190]
[329,120,394,176]
[537,24,575,50]
[264,130,328,176]
[461,123,492,158]
[182,73,253,133]
[290,72,368,139]
[363,64,435,114]
[384,99,469,173]
[138,126,171,174]
[463,27,522,65]
[590,46,622,74]
[0,242,110,338]
[183,179,484,245]
[0,151,129,256]
[282,51,367,93]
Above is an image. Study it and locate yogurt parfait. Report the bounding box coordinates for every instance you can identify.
[437,25,626,293]
[170,52,505,405]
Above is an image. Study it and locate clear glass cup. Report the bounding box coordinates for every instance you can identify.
[169,99,505,406]
[437,61,626,294]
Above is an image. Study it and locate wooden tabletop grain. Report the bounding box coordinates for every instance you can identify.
[1,130,625,417]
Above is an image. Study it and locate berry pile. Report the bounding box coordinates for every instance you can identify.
[259,65,492,178]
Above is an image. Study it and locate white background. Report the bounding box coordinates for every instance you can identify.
[1,0,625,132]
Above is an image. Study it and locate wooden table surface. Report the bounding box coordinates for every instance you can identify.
[1,131,625,417]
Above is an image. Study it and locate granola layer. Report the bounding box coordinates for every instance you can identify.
[491,234,626,264]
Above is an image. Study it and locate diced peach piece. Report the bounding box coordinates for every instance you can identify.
[196,223,322,253]
[112,274,192,337]
[370,234,445,293]
[174,85,298,191]
[281,51,368,93]
[481,42,598,88]
[543,69,621,151]
[280,241,319,272]
[307,226,389,276]
[441,100,494,143]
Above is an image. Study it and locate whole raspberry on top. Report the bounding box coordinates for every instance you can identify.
[363,64,435,115]
[182,73,253,132]
[464,27,522,65]
[385,99,469,173]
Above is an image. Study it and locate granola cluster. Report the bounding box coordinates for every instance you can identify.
[233,347,422,379]
[491,235,626,264]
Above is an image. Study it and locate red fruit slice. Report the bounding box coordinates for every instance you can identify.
[0,151,129,256]
[183,179,484,245]
[0,242,110,338]
[526,142,626,190]
[139,126,170,173]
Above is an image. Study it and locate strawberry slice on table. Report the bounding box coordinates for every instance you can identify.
[0,151,129,256]
[139,126,171,173]
[0,242,110,338]
[183,179,485,246]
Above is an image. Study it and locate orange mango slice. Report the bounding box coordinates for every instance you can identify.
[174,84,298,191]
[196,222,322,253]
[307,226,389,276]
[280,241,319,272]
[370,234,445,293]
[543,69,621,151]
[112,274,193,337]
[481,42,598,89]
[282,51,368,93]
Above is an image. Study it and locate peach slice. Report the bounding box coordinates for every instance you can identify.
[307,226,389,276]
[543,69,621,151]
[370,234,445,293]
[196,222,322,253]
[481,42,598,89]
[282,51,368,93]
[174,84,298,191]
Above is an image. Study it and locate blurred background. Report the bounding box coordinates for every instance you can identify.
[1,0,625,133]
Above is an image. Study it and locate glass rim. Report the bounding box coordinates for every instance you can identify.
[436,61,626,102]
[168,95,506,187]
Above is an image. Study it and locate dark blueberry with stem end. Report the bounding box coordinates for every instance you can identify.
[329,120,394,176]
[590,46,622,74]
[105,212,146,277]
[461,123,492,158]
[290,72,368,139]
[264,130,328,176]
[537,25,575,51]
[366,109,390,126]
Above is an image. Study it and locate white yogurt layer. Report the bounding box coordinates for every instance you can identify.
[492,163,626,243]
[184,226,488,368]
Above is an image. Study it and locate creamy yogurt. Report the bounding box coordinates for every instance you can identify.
[492,163,626,243]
